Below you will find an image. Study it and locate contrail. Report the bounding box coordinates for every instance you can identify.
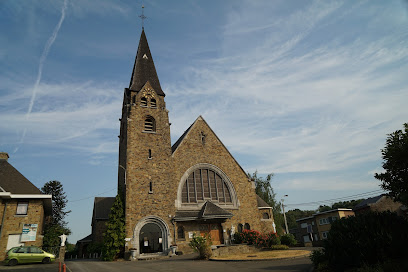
[16,0,68,153]
[26,0,68,116]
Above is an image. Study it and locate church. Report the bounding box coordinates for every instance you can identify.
[82,28,275,258]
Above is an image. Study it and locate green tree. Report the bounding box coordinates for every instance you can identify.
[102,194,125,261]
[41,180,71,247]
[375,123,408,206]
[285,209,315,229]
[248,171,284,234]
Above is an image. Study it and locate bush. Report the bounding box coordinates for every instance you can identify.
[269,245,289,250]
[241,229,260,245]
[310,249,327,269]
[280,233,297,246]
[189,234,212,259]
[324,212,408,271]
[255,232,280,248]
[232,232,243,244]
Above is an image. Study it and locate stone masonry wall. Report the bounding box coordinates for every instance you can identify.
[0,199,44,260]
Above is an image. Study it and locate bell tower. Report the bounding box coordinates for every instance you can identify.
[118,29,174,240]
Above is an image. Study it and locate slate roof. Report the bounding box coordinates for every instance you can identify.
[175,201,233,221]
[354,194,384,210]
[256,195,271,209]
[0,159,42,194]
[77,234,93,243]
[93,197,115,220]
[129,29,165,96]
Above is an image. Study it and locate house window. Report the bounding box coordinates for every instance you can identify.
[303,235,311,243]
[331,216,337,221]
[244,223,250,230]
[319,218,329,225]
[307,224,313,233]
[16,202,28,215]
[262,213,269,219]
[237,224,243,233]
[322,231,329,239]
[300,223,308,229]
[177,226,185,239]
[150,98,157,108]
[144,116,156,132]
[141,97,147,106]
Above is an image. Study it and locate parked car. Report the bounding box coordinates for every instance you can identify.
[4,246,56,266]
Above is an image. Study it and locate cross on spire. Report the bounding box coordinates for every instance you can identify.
[139,5,147,29]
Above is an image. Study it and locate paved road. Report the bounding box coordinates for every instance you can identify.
[65,254,312,272]
[0,254,313,272]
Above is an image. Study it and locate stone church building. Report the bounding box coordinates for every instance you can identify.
[82,29,275,258]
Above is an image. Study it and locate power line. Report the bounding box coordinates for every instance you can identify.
[70,187,116,203]
[285,189,386,208]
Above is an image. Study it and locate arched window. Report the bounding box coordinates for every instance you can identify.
[244,223,250,230]
[141,97,147,106]
[144,116,155,132]
[262,212,270,219]
[150,98,157,108]
[237,224,243,233]
[181,168,232,204]
[177,226,185,239]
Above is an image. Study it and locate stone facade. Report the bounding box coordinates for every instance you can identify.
[114,30,275,258]
[0,152,52,261]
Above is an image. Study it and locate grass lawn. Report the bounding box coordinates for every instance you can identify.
[211,249,311,261]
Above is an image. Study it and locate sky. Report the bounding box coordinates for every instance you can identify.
[1,0,407,243]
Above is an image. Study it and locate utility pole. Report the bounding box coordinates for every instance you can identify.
[281,195,289,234]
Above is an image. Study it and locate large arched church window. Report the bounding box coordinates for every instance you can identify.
[144,116,155,132]
[181,168,232,204]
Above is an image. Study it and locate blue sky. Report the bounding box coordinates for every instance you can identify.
[1,0,407,243]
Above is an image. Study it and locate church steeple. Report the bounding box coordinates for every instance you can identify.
[129,29,165,96]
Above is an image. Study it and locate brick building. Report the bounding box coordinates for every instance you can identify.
[83,29,276,258]
[0,152,52,260]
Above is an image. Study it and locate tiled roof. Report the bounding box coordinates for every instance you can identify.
[93,197,115,220]
[129,29,165,96]
[0,159,42,194]
[354,195,384,210]
[77,234,93,243]
[175,201,233,221]
[256,195,271,208]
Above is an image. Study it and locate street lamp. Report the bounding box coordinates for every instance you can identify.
[119,164,126,185]
[281,195,289,234]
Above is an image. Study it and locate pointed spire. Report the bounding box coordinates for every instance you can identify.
[129,29,165,96]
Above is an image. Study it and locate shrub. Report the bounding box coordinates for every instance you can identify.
[241,229,260,245]
[310,249,327,269]
[269,245,289,250]
[232,232,243,244]
[280,233,297,246]
[255,232,280,248]
[324,212,408,271]
[189,234,212,260]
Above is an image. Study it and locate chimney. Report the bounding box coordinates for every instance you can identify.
[0,152,9,161]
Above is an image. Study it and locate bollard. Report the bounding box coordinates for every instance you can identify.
[63,263,66,272]
[59,262,61,272]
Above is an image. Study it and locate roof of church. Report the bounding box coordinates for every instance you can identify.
[256,195,272,209]
[129,29,165,96]
[171,116,248,177]
[174,200,233,222]
[77,234,93,243]
[0,159,42,195]
[93,197,115,220]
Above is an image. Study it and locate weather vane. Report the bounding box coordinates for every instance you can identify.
[139,5,147,29]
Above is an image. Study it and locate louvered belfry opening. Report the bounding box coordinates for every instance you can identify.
[144,116,155,132]
[141,97,148,106]
[181,168,232,203]
[150,98,157,108]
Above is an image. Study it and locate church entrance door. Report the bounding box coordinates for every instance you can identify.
[139,223,163,254]
[199,223,223,245]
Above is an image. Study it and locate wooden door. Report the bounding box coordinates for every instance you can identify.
[199,223,223,245]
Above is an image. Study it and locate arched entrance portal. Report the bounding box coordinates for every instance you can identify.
[133,216,170,256]
[139,223,163,253]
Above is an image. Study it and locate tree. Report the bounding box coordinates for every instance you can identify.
[285,209,315,229]
[248,171,284,234]
[375,123,408,207]
[41,180,71,247]
[102,194,125,261]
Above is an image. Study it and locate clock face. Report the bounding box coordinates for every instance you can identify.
[142,88,155,99]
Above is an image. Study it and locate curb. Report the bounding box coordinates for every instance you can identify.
[209,252,311,262]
